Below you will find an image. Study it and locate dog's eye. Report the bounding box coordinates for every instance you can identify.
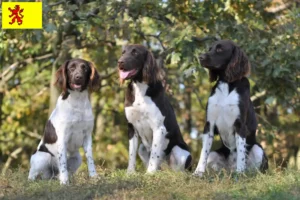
[208,47,212,51]
[216,44,223,53]
[216,48,223,53]
[82,65,87,71]
[132,49,137,56]
[122,50,125,55]
[69,66,76,71]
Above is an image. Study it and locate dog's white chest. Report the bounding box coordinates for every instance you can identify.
[125,82,165,151]
[47,91,94,153]
[207,82,240,150]
[53,91,94,122]
[66,121,93,152]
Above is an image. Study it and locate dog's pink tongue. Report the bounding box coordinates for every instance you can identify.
[72,84,81,89]
[119,70,131,79]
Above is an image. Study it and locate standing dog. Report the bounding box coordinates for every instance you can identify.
[118,44,192,173]
[194,40,268,176]
[28,58,100,184]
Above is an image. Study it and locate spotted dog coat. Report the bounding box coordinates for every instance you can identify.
[118,44,192,173]
[194,40,268,176]
[28,59,100,184]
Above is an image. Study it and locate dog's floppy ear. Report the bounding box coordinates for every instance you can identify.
[88,61,101,92]
[225,45,250,82]
[143,50,161,84]
[55,60,69,99]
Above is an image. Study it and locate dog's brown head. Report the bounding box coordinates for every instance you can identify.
[55,58,100,99]
[199,40,250,82]
[118,44,161,84]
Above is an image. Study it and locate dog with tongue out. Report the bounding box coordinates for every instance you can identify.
[119,69,137,81]
[117,44,192,174]
[117,45,146,84]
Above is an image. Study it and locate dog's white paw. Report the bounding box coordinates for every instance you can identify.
[28,173,37,181]
[236,167,245,173]
[28,177,36,181]
[146,164,158,174]
[59,174,69,185]
[193,171,204,177]
[146,170,157,175]
[60,179,69,185]
[89,172,98,178]
[127,169,136,175]
[89,169,98,177]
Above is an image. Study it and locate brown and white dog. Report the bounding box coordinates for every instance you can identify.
[28,58,100,184]
[118,44,192,173]
[194,40,268,176]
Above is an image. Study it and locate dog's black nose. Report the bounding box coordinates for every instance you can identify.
[75,75,82,80]
[199,54,206,61]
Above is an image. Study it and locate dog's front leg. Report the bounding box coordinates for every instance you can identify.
[57,141,68,185]
[127,123,138,173]
[235,133,246,172]
[147,126,168,173]
[83,133,97,178]
[194,121,214,177]
[234,119,247,172]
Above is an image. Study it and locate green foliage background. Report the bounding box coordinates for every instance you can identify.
[0,0,299,173]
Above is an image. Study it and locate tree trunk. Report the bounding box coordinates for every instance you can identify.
[0,92,3,128]
[0,49,4,129]
[49,61,60,115]
[184,81,192,134]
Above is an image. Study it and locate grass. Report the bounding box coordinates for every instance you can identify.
[0,166,300,200]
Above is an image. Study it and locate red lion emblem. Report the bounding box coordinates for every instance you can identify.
[8,5,24,25]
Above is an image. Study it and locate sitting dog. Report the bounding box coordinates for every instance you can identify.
[118,44,192,173]
[194,40,268,176]
[28,58,100,184]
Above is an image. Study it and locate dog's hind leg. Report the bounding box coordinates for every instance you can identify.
[169,145,192,171]
[67,151,82,174]
[42,164,57,180]
[138,143,150,168]
[28,151,52,180]
[247,144,268,172]
[206,151,227,172]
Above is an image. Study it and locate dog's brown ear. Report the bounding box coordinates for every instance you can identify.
[88,61,101,92]
[143,51,161,84]
[55,60,69,99]
[225,46,250,82]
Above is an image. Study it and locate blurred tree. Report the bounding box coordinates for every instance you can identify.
[0,0,299,172]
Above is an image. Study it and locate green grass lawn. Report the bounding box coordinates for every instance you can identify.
[0,166,300,200]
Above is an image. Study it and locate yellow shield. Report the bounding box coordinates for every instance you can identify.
[2,2,42,29]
